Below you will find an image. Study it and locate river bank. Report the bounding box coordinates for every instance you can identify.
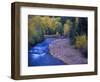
[49,38,87,64]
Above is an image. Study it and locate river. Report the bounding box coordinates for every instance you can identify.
[28,38,65,66]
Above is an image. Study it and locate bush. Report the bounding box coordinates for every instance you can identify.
[75,35,87,49]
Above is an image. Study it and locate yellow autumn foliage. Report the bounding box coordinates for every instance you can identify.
[75,35,87,48]
[63,19,71,36]
[28,16,44,45]
[64,24,70,35]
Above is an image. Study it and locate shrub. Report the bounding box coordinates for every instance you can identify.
[75,35,87,48]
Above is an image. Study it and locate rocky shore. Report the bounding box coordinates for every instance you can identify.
[49,38,87,65]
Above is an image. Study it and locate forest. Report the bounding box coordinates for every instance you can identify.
[28,16,87,52]
[28,15,88,66]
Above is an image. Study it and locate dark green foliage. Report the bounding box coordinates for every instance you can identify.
[56,22,63,35]
[69,18,77,44]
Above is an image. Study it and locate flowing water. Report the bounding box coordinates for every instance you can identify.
[28,38,65,66]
